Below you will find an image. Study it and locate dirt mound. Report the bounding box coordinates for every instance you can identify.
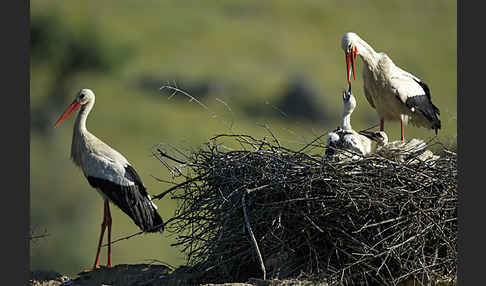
[29,264,331,286]
[30,264,171,286]
[30,265,455,285]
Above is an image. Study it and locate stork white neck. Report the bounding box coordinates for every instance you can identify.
[341,109,352,131]
[71,95,95,167]
[340,90,356,131]
[356,39,379,67]
[74,96,95,134]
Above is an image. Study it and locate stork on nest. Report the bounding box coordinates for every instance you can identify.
[341,32,441,141]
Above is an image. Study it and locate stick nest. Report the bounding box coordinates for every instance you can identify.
[155,133,457,285]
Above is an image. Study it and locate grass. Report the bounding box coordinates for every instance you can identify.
[30,0,456,277]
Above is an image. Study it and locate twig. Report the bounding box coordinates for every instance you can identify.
[259,123,281,148]
[242,190,266,280]
[153,174,206,200]
[157,148,188,165]
[160,84,211,112]
[29,233,50,240]
[102,231,144,247]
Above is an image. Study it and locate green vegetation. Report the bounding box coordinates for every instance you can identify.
[30,0,456,277]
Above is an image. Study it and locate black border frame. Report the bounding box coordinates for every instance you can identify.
[4,0,30,285]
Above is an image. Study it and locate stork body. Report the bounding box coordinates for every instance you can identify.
[359,130,439,163]
[324,86,372,161]
[54,89,163,271]
[341,32,441,140]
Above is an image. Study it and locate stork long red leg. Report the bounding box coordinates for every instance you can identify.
[106,201,113,267]
[380,118,384,131]
[92,200,109,270]
[400,120,405,141]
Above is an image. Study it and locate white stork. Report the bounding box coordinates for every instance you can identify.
[359,130,440,163]
[341,32,441,141]
[324,85,372,161]
[54,88,164,271]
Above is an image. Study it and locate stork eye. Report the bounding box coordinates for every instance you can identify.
[79,94,85,99]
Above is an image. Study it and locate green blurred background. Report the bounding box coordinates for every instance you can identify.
[30,0,456,276]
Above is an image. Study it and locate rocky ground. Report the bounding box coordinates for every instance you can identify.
[30,264,456,286]
[29,264,330,286]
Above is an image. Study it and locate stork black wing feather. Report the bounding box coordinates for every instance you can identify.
[86,174,164,233]
[406,79,441,133]
[124,164,148,196]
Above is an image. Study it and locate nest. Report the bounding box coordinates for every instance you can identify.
[154,133,457,285]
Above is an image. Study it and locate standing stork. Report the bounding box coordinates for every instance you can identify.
[341,32,441,141]
[54,88,164,271]
[324,85,372,161]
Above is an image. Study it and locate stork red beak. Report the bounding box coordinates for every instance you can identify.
[346,46,357,83]
[54,100,81,128]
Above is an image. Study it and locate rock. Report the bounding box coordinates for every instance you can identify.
[30,270,71,286]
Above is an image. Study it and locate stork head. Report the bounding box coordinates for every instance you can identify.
[341,32,361,84]
[359,130,388,146]
[342,84,356,114]
[76,88,95,105]
[54,89,95,128]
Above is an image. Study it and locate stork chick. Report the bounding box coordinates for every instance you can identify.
[359,130,439,163]
[324,85,372,161]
